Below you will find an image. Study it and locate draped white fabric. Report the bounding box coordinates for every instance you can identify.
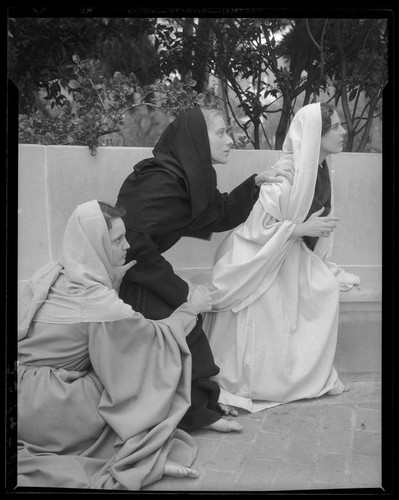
[203,103,357,413]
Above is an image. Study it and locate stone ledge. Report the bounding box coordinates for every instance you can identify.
[18,266,381,306]
[176,265,382,305]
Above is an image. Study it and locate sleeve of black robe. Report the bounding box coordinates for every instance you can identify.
[121,229,190,311]
[183,174,260,238]
[119,169,259,238]
[118,172,260,309]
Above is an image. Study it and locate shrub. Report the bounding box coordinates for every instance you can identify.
[18,54,205,155]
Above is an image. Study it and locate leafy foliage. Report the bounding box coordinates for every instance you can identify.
[8,17,159,113]
[18,55,205,154]
[10,16,387,152]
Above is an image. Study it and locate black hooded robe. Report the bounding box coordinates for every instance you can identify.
[117,107,260,431]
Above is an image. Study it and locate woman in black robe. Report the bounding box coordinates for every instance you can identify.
[116,106,293,433]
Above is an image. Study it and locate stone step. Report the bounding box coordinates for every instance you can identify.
[335,301,381,373]
[334,266,381,374]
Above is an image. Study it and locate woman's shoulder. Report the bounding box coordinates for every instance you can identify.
[258,176,292,220]
[119,163,188,207]
[133,158,188,190]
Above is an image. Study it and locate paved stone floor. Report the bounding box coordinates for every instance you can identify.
[144,372,387,494]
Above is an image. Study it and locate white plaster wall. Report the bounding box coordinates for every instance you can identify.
[18,145,50,276]
[328,153,382,265]
[18,145,382,283]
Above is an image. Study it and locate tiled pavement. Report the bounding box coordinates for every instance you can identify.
[144,372,387,493]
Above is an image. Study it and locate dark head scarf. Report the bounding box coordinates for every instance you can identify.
[153,107,216,218]
[136,106,218,219]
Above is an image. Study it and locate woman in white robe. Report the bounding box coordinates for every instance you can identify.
[203,102,360,413]
[17,200,213,490]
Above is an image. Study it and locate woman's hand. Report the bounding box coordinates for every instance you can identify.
[187,284,213,314]
[112,260,137,291]
[291,207,340,239]
[255,164,295,185]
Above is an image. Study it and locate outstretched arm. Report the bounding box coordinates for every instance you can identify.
[186,164,295,238]
[290,207,340,239]
[184,174,260,237]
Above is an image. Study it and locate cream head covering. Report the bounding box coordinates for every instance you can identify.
[263,102,323,224]
[18,200,133,339]
[284,102,333,258]
[258,102,334,258]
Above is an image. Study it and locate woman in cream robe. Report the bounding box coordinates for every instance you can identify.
[17,200,211,490]
[203,102,359,413]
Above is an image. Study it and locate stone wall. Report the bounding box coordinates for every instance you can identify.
[17,144,383,373]
[18,145,382,287]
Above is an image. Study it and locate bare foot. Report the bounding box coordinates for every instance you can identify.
[164,461,199,479]
[328,378,348,395]
[218,403,239,417]
[204,417,243,433]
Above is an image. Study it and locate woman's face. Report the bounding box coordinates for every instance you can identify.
[207,115,234,165]
[109,217,130,266]
[320,110,347,157]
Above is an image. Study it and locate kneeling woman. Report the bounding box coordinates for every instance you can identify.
[17,200,212,490]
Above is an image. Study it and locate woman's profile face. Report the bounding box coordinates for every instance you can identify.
[320,111,347,157]
[108,217,130,266]
[207,115,234,165]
